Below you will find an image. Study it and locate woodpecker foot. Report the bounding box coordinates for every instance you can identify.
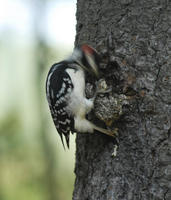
[99,127,118,138]
[111,128,118,136]
[92,122,118,138]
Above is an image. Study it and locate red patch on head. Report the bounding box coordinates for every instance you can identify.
[81,44,95,55]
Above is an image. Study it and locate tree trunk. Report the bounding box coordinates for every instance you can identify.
[73,0,171,200]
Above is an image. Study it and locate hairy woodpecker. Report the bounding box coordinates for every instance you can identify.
[46,45,114,148]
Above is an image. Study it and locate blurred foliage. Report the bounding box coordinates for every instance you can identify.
[0,0,75,200]
[0,109,75,200]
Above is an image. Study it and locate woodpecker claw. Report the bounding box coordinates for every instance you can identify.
[91,122,118,138]
[112,128,118,136]
[104,127,118,138]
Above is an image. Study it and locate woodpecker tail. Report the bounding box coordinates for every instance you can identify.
[59,133,70,149]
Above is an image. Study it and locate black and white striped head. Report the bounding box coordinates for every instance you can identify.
[71,44,100,78]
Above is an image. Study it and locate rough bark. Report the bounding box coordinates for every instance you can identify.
[73,0,171,200]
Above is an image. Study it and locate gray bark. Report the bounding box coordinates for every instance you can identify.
[73,0,171,200]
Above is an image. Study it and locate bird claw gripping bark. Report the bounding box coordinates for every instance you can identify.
[92,124,118,138]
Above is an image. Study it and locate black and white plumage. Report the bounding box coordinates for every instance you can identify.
[46,45,114,148]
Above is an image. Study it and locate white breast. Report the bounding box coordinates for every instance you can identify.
[66,68,85,96]
[66,68,86,118]
[66,67,94,133]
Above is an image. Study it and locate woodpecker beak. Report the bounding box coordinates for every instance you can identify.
[81,44,100,78]
[85,53,99,78]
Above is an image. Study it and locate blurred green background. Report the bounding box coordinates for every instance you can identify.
[0,0,76,199]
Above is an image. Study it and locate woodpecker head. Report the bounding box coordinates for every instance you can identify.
[71,44,100,78]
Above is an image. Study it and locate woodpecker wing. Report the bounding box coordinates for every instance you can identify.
[46,62,75,148]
